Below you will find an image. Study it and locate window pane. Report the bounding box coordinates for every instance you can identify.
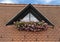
[20,13,39,22]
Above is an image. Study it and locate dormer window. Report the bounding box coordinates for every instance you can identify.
[6,4,54,32]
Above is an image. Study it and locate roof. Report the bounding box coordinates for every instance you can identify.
[0,4,60,42]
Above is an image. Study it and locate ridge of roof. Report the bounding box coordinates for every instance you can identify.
[0,3,60,7]
[0,3,27,7]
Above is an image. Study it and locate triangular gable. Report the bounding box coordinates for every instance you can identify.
[6,4,54,26]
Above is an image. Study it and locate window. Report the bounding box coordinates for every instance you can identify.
[20,13,39,22]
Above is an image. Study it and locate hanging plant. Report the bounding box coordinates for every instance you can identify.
[14,21,53,32]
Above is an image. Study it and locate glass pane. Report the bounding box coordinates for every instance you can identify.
[21,13,29,22]
[20,13,39,22]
